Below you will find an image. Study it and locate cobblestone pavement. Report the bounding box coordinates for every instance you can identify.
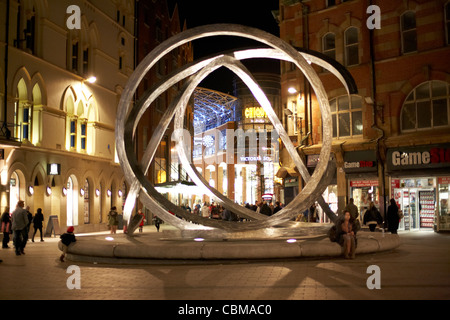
[0,226,449,301]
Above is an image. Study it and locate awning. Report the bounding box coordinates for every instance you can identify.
[275,166,300,178]
[154,181,202,196]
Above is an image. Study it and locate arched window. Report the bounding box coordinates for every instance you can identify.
[345,27,359,66]
[401,81,450,132]
[322,33,336,60]
[64,88,95,154]
[401,11,417,54]
[330,95,363,138]
[15,78,31,142]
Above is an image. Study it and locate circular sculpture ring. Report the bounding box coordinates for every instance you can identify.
[116,24,346,233]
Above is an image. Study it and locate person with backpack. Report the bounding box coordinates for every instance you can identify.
[363,202,383,232]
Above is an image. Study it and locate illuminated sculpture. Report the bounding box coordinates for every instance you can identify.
[116,24,356,235]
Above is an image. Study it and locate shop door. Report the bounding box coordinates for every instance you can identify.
[395,188,420,231]
[409,189,419,230]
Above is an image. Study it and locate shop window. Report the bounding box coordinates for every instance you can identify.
[438,177,450,231]
[345,27,359,66]
[322,33,336,61]
[330,95,363,138]
[401,11,417,54]
[401,81,450,132]
[154,138,168,184]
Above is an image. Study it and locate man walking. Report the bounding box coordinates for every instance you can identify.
[11,200,29,256]
[344,198,359,221]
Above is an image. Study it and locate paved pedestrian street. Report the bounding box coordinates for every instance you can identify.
[0,227,449,302]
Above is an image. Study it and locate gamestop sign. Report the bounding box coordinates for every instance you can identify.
[387,144,450,171]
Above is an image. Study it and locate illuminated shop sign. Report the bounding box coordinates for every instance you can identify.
[344,160,376,169]
[387,144,450,171]
[245,107,267,119]
[240,156,273,162]
[343,150,377,173]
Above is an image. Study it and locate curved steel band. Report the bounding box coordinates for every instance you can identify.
[116,24,352,232]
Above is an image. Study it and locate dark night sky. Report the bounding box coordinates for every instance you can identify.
[166,0,280,94]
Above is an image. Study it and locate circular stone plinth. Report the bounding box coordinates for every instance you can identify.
[59,229,401,265]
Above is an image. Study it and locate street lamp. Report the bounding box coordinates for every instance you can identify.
[288,87,298,94]
[85,76,97,84]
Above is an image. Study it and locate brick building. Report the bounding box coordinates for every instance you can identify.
[134,0,194,216]
[275,0,450,231]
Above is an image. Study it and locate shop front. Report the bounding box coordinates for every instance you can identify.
[387,144,450,232]
[344,150,379,221]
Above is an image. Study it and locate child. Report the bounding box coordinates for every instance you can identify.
[60,226,76,262]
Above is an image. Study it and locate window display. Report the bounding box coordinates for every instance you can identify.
[419,190,435,228]
[349,179,380,218]
[438,177,450,231]
[392,177,436,231]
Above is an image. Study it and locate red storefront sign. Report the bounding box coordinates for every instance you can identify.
[350,179,379,187]
[391,179,400,189]
[438,177,450,184]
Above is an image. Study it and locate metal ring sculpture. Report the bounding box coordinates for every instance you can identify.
[116,24,353,233]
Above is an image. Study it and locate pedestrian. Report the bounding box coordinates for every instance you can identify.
[336,210,356,259]
[25,206,33,233]
[1,206,11,249]
[387,199,400,234]
[11,200,29,256]
[309,203,318,222]
[138,209,145,233]
[154,216,161,232]
[260,201,272,216]
[201,202,210,218]
[273,201,282,215]
[344,198,359,221]
[107,206,119,234]
[363,202,383,232]
[59,226,76,262]
[32,208,45,242]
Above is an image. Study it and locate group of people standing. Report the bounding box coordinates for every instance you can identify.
[193,200,283,222]
[1,200,45,259]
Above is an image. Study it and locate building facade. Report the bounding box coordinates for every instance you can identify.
[0,0,134,233]
[134,0,194,220]
[276,0,450,231]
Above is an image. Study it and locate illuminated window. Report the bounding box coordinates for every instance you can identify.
[154,138,168,184]
[70,119,77,149]
[80,122,87,151]
[330,95,363,138]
